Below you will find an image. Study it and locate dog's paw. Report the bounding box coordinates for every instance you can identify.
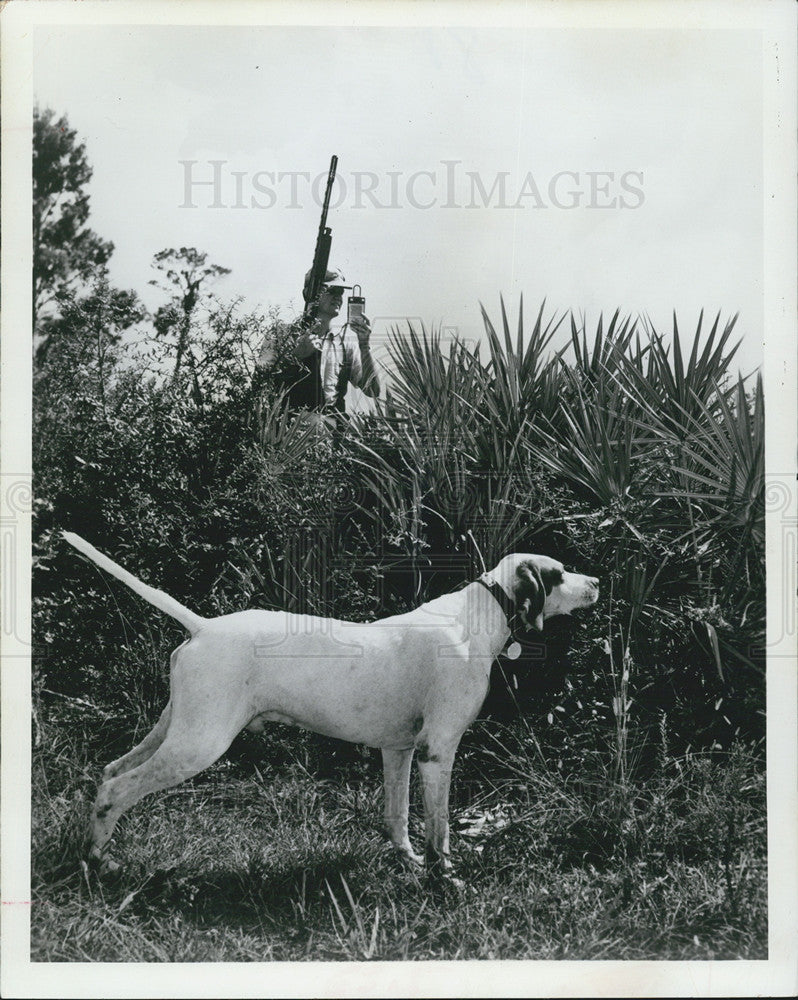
[400,847,424,867]
[424,866,466,894]
[87,852,122,879]
[422,850,466,891]
[390,843,424,867]
[442,872,466,891]
[100,857,122,877]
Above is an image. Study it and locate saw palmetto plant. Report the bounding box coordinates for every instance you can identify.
[348,301,763,758]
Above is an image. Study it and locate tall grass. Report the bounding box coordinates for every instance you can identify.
[31,707,766,961]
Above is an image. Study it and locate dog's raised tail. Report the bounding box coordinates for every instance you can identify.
[63,532,207,635]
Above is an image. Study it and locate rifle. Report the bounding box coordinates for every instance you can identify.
[303,155,338,321]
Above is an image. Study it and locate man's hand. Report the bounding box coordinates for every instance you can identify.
[350,314,372,349]
[295,324,324,360]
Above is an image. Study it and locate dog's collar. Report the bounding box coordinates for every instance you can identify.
[476,574,519,633]
[477,575,527,660]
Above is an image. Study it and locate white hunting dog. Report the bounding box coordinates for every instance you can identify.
[64,532,599,874]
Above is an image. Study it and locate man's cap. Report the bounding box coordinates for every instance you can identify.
[303,267,352,300]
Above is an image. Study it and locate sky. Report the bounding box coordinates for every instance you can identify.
[32,20,765,377]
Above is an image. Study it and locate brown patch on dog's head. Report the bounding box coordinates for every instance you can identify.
[516,560,546,631]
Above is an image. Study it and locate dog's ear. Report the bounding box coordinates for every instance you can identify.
[516,561,546,631]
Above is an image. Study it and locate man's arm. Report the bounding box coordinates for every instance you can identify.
[357,344,380,397]
[348,318,380,397]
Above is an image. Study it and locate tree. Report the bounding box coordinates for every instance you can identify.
[34,273,145,390]
[149,247,231,386]
[33,106,115,342]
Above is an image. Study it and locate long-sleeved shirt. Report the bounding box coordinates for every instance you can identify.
[295,322,377,412]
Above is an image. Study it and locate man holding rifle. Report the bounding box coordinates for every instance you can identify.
[279,155,379,419]
[293,266,380,416]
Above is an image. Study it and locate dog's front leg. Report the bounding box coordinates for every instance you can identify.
[381,747,422,865]
[416,739,459,874]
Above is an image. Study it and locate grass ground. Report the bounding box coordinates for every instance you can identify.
[30,709,767,963]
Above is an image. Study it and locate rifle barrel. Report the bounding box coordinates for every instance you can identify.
[319,154,338,233]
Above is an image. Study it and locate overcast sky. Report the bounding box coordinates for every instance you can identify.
[33,21,764,375]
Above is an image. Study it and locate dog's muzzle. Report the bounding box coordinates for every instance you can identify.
[581,577,600,607]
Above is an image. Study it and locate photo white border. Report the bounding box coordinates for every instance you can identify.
[2,1,796,996]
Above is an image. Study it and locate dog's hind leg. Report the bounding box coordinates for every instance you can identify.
[101,643,187,780]
[102,702,172,781]
[89,721,238,864]
[381,747,422,865]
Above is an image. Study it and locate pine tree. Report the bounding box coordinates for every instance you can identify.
[33,106,114,345]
